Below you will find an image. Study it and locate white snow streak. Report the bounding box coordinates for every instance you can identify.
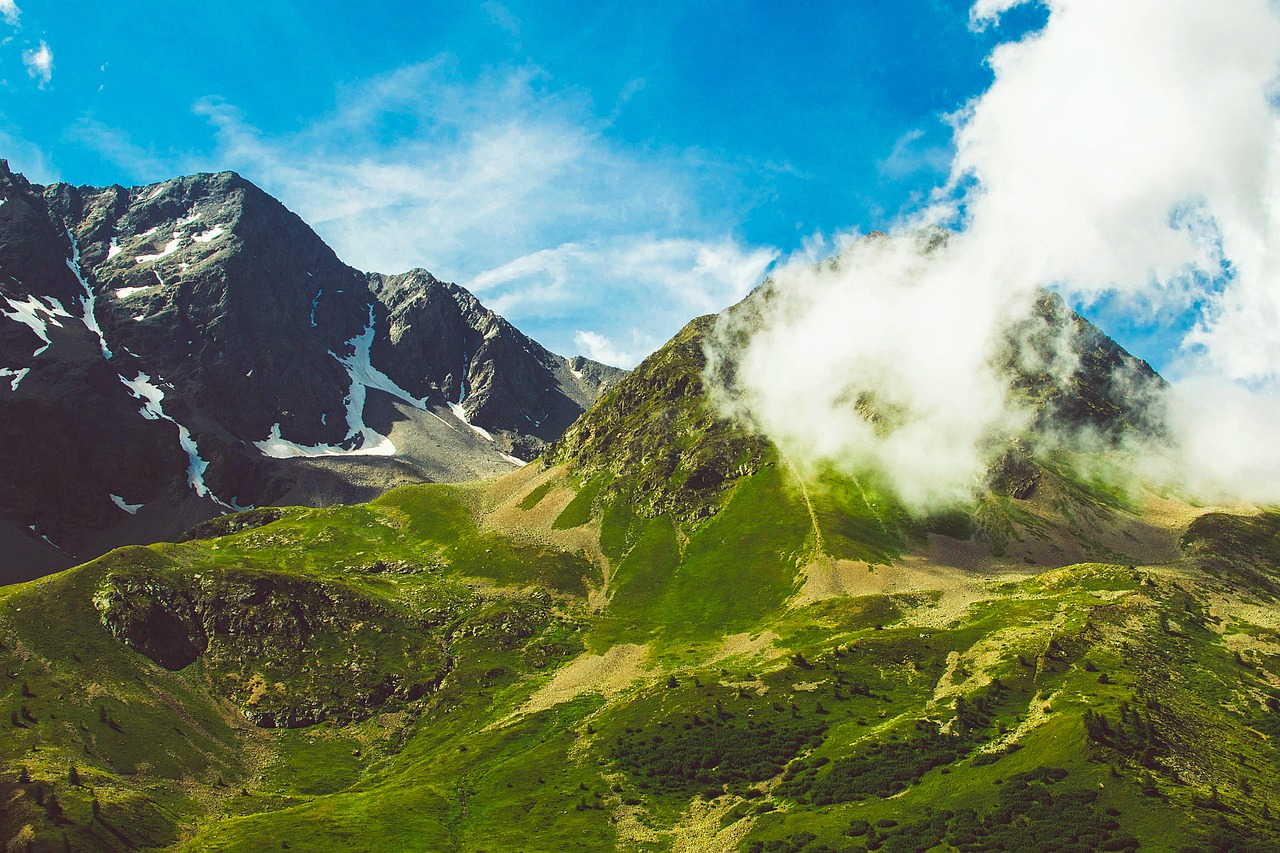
[114,285,155,299]
[135,233,182,263]
[0,366,29,390]
[119,371,229,508]
[448,401,495,442]
[255,422,395,458]
[109,494,143,514]
[256,306,452,459]
[106,238,122,260]
[65,229,112,359]
[1,293,68,357]
[191,225,225,243]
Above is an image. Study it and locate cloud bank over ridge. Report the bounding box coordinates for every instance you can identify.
[709,0,1280,509]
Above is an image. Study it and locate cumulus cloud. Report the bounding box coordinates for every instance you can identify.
[177,62,767,360]
[0,1,20,27]
[709,0,1280,509]
[22,39,51,87]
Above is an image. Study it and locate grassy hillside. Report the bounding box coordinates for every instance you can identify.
[3,302,1276,851]
[2,459,1280,852]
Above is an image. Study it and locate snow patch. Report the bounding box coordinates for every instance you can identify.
[448,401,495,442]
[175,212,201,227]
[106,238,122,260]
[501,453,528,467]
[140,225,159,237]
[65,229,112,359]
[115,285,154,299]
[255,422,395,458]
[0,367,29,390]
[135,233,182,263]
[191,225,225,243]
[109,494,143,514]
[120,372,166,420]
[146,185,165,201]
[254,306,455,459]
[119,370,230,508]
[310,289,323,327]
[1,294,68,357]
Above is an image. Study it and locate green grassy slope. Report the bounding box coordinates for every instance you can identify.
[3,305,1278,852]
[3,468,1280,852]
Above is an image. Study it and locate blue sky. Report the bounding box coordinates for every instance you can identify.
[2,1,1061,366]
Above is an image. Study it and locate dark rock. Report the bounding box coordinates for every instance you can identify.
[0,162,624,579]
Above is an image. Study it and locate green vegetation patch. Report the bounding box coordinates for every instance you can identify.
[754,769,1137,853]
[552,473,610,529]
[808,468,908,564]
[612,714,825,799]
[518,479,555,511]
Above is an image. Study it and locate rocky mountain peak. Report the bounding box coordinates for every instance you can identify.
[0,165,622,582]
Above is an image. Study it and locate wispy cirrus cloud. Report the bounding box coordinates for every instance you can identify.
[67,119,173,180]
[0,119,57,182]
[160,61,774,363]
[470,235,777,366]
[0,1,20,27]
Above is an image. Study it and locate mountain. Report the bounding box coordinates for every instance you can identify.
[2,275,1278,851]
[0,163,623,583]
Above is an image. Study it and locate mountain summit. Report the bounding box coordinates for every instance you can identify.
[0,163,622,581]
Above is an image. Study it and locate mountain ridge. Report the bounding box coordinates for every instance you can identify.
[0,162,623,582]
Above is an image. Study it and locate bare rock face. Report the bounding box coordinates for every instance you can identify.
[0,162,622,581]
[369,270,621,452]
[93,565,456,727]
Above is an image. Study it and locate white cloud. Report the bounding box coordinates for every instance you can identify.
[709,0,1280,510]
[182,61,766,361]
[878,129,953,180]
[469,235,776,363]
[0,121,56,182]
[482,1,521,37]
[0,1,19,27]
[68,119,172,181]
[22,39,51,87]
[969,0,1033,29]
[573,331,643,369]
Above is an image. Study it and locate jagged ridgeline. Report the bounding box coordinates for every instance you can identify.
[0,163,622,582]
[5,248,1280,850]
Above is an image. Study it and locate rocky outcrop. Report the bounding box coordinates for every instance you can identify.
[93,567,456,727]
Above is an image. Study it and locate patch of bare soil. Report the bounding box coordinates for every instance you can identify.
[503,644,653,723]
[710,631,780,665]
[793,539,1030,630]
[476,464,615,609]
[670,798,755,853]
